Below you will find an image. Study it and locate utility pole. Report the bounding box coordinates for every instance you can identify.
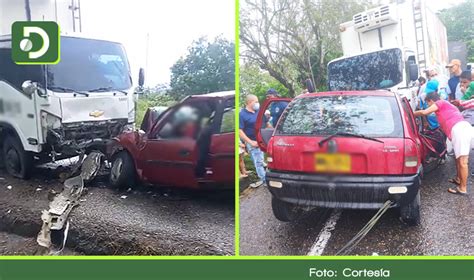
[69,0,82,32]
[24,0,32,21]
[145,32,150,79]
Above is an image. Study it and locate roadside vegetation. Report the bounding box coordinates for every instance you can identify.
[135,36,235,127]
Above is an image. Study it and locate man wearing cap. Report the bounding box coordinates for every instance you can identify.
[266,88,289,127]
[446,59,463,100]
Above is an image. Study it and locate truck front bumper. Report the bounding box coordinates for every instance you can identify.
[266,170,421,209]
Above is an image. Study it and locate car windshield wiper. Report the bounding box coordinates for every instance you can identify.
[318,131,384,147]
[48,86,89,97]
[88,87,128,95]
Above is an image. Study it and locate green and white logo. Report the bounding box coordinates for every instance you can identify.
[12,21,60,64]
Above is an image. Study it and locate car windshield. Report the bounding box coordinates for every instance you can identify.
[46,37,132,92]
[328,48,403,91]
[276,95,403,138]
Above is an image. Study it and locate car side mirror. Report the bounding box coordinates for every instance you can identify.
[21,80,37,97]
[408,64,419,82]
[138,68,145,87]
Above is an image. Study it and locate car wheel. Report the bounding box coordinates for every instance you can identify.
[2,135,33,179]
[271,197,301,222]
[109,151,136,189]
[400,190,421,226]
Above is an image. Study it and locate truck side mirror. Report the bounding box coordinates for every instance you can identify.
[138,68,145,87]
[408,64,418,82]
[21,80,37,97]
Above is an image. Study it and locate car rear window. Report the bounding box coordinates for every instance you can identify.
[276,95,403,138]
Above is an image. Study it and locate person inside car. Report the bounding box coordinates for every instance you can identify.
[414,92,473,195]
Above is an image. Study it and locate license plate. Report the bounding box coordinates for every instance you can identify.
[315,153,351,172]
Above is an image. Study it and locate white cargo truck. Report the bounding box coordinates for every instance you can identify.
[327,0,449,109]
[0,33,140,179]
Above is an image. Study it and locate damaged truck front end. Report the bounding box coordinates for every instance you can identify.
[45,118,130,161]
[0,34,135,179]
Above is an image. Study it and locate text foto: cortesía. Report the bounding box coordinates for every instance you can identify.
[309,268,391,278]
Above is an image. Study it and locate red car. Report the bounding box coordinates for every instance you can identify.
[108,91,235,190]
[256,91,444,225]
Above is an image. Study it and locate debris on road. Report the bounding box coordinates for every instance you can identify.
[36,151,104,255]
[120,195,127,199]
[6,185,12,190]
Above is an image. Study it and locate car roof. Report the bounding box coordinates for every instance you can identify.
[298,90,396,98]
[190,90,234,98]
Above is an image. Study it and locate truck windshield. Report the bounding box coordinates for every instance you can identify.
[276,95,403,138]
[46,37,132,92]
[328,48,403,91]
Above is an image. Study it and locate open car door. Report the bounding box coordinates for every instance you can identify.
[201,97,235,187]
[402,97,446,160]
[137,102,214,189]
[255,98,292,152]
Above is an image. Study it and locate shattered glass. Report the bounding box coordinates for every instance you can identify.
[328,48,404,91]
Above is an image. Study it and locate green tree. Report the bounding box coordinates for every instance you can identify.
[439,0,474,62]
[169,37,235,100]
[240,0,372,96]
[240,63,291,105]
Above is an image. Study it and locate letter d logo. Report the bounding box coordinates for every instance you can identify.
[12,21,60,65]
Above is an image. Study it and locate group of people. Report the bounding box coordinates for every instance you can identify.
[238,89,288,188]
[239,60,474,195]
[415,59,474,195]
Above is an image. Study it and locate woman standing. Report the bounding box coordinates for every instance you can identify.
[414,92,473,195]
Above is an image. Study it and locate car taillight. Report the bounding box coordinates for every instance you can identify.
[403,138,419,173]
[267,138,274,169]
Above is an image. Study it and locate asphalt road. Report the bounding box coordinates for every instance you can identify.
[240,155,474,256]
[0,232,79,255]
[0,167,234,256]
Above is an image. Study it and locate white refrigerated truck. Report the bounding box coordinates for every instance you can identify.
[0,33,140,179]
[327,0,449,109]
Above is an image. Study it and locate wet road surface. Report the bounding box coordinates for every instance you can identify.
[240,155,473,256]
[0,168,234,255]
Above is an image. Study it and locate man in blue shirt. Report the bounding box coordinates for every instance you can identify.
[266,88,289,127]
[239,94,266,188]
[446,59,463,100]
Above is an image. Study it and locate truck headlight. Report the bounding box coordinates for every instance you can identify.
[122,123,135,133]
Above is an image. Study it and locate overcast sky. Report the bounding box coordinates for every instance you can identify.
[79,0,235,86]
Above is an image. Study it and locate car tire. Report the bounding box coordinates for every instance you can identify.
[271,197,301,222]
[2,135,33,179]
[109,151,136,190]
[400,190,421,226]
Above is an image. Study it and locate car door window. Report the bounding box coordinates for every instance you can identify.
[153,103,215,140]
[220,108,235,134]
[401,98,416,135]
[154,105,200,139]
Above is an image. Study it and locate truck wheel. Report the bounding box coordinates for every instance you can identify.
[271,197,301,222]
[3,136,33,179]
[109,151,136,190]
[400,190,421,226]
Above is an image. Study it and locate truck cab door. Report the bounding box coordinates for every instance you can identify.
[255,98,292,152]
[0,46,43,153]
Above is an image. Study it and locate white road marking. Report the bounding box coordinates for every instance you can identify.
[307,209,342,256]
